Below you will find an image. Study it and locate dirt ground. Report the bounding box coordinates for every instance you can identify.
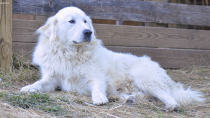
[0,62,209,118]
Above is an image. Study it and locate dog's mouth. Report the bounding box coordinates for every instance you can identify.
[73,41,78,44]
[73,40,90,44]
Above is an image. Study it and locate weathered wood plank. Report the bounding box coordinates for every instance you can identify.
[12,20,44,35]
[12,20,44,42]
[12,20,210,49]
[35,15,49,21]
[12,20,210,68]
[12,42,34,60]
[12,19,45,28]
[12,14,34,20]
[12,0,210,26]
[93,24,210,50]
[12,42,210,68]
[0,0,12,71]
[12,35,38,43]
[12,42,35,54]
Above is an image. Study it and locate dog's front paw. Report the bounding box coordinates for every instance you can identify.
[20,85,40,92]
[92,92,108,105]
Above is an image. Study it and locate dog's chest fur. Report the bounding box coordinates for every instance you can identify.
[35,42,100,94]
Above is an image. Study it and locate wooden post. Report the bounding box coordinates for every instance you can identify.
[0,0,12,71]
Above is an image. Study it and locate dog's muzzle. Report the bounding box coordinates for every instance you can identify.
[83,29,92,42]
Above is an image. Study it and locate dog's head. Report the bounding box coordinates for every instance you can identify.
[37,7,95,46]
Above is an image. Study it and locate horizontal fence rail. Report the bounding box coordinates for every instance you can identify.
[94,24,210,50]
[12,20,210,68]
[12,0,210,26]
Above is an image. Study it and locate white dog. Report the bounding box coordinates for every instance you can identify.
[21,7,205,111]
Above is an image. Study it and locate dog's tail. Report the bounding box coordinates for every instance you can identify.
[171,82,205,106]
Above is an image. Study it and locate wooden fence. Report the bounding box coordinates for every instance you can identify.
[0,0,12,71]
[12,0,210,68]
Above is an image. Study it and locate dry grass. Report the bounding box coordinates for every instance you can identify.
[0,54,209,118]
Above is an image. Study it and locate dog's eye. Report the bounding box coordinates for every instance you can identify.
[69,20,75,24]
[84,20,87,23]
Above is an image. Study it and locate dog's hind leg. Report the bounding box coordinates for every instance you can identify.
[151,89,179,111]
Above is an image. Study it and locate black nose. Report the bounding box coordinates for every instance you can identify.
[83,29,92,37]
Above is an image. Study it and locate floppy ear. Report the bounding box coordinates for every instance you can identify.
[36,16,58,41]
[87,17,96,39]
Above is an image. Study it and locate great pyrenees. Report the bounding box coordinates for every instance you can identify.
[21,7,205,111]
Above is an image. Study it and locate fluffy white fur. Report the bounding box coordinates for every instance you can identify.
[20,7,205,111]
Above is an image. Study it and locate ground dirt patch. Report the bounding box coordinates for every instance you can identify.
[0,56,209,118]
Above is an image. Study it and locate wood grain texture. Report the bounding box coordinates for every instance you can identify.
[12,20,44,35]
[12,35,38,43]
[12,42,210,68]
[12,0,210,26]
[0,0,12,71]
[12,20,44,42]
[12,42,34,56]
[12,20,210,68]
[93,24,210,50]
[12,42,34,61]
[12,20,210,50]
[12,14,34,20]
[35,15,50,21]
